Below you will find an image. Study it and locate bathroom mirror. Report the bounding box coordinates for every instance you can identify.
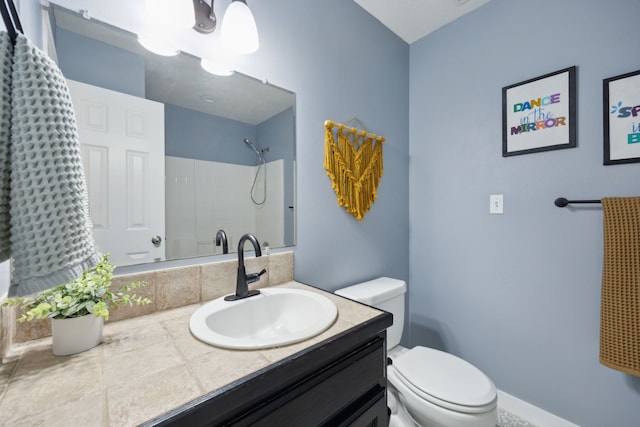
[48,5,296,267]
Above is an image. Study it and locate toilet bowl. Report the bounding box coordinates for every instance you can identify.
[335,277,498,427]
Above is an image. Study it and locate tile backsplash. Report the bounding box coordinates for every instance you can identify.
[1,252,293,360]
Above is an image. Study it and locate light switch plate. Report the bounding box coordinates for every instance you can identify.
[490,194,503,214]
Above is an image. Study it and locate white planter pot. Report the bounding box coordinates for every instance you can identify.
[51,315,104,356]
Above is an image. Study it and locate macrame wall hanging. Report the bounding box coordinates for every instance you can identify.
[324,118,385,221]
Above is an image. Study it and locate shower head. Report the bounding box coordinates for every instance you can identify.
[243,138,268,205]
[243,138,262,157]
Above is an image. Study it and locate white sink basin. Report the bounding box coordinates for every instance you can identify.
[189,287,338,350]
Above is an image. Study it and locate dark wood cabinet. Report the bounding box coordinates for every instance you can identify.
[145,311,392,427]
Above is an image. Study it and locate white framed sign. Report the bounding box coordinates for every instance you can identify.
[502,67,576,157]
[604,69,640,165]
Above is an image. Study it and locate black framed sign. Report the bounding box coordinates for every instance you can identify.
[502,66,576,157]
[603,69,640,165]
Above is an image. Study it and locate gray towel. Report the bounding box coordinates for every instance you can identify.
[0,32,12,262]
[7,34,99,297]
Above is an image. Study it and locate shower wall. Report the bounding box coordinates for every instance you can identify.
[165,157,285,258]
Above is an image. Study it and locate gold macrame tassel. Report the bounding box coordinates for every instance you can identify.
[324,123,384,221]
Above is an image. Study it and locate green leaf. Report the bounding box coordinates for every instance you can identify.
[2,254,150,321]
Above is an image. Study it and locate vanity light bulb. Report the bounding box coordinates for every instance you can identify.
[221,0,259,55]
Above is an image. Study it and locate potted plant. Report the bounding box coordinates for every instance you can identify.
[3,254,151,356]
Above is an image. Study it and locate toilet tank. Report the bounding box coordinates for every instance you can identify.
[335,277,406,349]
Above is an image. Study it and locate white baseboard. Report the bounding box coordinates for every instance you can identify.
[498,390,580,427]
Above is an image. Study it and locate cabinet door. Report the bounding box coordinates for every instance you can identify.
[339,393,388,427]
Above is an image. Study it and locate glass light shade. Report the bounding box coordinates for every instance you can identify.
[201,58,235,76]
[138,33,179,56]
[221,0,259,55]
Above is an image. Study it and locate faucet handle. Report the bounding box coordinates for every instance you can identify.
[246,268,267,284]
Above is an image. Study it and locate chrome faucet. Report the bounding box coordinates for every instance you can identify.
[225,233,267,301]
[215,229,228,254]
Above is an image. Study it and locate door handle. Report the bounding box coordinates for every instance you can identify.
[151,235,162,247]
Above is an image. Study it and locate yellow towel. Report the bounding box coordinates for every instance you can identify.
[600,197,640,376]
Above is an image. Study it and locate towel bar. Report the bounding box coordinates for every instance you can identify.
[554,197,602,207]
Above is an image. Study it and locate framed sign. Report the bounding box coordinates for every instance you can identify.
[502,66,576,157]
[604,69,640,165]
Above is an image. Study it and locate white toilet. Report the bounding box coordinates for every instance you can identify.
[335,277,498,427]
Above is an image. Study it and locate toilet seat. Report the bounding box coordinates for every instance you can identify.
[391,346,497,414]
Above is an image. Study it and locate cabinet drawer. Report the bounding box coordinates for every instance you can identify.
[238,337,386,426]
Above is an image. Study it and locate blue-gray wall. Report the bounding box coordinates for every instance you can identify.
[166,105,293,167]
[56,28,145,98]
[241,0,410,291]
[257,107,296,245]
[164,104,256,165]
[409,0,640,425]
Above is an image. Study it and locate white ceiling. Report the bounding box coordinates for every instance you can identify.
[354,0,493,44]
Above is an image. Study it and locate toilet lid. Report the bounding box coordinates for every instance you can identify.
[393,346,496,408]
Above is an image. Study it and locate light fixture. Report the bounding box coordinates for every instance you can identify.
[193,0,217,33]
[138,0,195,56]
[221,0,259,54]
[193,0,259,55]
[140,0,259,58]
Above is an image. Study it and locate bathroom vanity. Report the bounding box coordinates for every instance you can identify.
[151,297,391,426]
[0,281,392,426]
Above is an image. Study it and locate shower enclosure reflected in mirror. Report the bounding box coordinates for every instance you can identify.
[48,4,296,266]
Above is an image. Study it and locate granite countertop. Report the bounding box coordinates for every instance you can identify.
[0,281,383,426]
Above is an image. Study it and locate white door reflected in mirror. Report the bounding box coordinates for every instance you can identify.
[69,79,166,266]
